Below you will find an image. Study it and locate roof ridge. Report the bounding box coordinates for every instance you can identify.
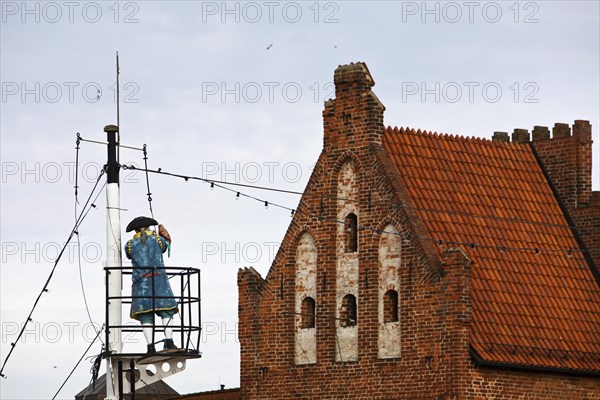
[386,124,500,145]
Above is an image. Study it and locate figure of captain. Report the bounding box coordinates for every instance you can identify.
[125,216,179,354]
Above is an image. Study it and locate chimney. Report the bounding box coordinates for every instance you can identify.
[532,120,593,209]
[323,62,385,150]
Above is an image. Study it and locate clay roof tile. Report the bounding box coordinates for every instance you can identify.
[382,127,600,374]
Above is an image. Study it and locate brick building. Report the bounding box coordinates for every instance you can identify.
[237,62,600,399]
[174,387,241,400]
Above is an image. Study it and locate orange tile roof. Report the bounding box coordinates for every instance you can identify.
[382,126,600,374]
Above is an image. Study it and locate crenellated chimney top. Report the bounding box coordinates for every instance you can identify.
[512,129,530,143]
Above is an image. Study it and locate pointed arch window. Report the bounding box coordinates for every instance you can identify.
[345,213,358,253]
[383,290,399,323]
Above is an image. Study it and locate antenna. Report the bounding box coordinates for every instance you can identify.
[116,51,121,162]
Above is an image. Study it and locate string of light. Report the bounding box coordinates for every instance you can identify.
[0,170,106,379]
[121,164,597,256]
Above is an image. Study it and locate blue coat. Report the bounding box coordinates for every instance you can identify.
[125,230,178,320]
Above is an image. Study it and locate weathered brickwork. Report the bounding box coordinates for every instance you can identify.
[378,224,401,359]
[294,232,317,365]
[237,63,600,399]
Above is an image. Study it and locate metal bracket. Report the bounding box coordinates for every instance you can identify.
[118,355,188,394]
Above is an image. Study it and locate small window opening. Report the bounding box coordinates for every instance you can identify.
[340,294,357,327]
[383,290,399,323]
[301,297,316,329]
[345,213,358,252]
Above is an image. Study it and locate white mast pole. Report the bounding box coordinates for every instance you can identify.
[105,124,122,400]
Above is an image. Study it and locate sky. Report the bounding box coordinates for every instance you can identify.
[1,1,599,399]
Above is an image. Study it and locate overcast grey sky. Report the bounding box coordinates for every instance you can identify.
[1,1,599,398]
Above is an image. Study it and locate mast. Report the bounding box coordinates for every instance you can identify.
[116,51,120,162]
[104,124,122,400]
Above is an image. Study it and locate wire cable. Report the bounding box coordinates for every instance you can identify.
[0,170,106,379]
[51,324,104,400]
[121,164,599,256]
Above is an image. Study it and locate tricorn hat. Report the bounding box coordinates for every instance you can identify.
[126,216,158,232]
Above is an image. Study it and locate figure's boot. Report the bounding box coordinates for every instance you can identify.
[147,344,156,354]
[164,339,178,350]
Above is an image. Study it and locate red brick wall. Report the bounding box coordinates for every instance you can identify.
[237,63,600,399]
[532,121,600,273]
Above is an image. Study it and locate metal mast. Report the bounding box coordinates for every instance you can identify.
[100,53,200,399]
[104,124,122,400]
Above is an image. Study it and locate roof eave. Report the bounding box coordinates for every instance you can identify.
[469,345,600,378]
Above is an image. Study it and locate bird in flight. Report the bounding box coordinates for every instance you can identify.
[266,44,273,50]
